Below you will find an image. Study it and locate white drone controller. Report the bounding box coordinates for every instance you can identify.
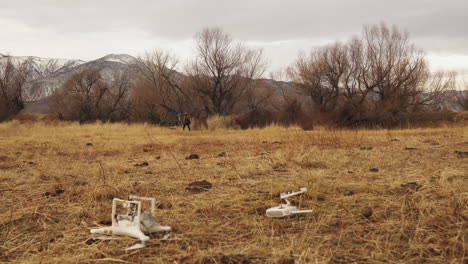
[90,195,172,250]
[266,187,313,218]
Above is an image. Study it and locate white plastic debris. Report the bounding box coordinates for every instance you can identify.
[266,187,313,218]
[90,195,172,250]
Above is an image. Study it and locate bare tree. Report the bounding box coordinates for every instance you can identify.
[278,83,304,126]
[132,51,193,124]
[288,23,454,126]
[288,42,372,124]
[51,68,132,123]
[288,44,347,114]
[0,57,31,121]
[68,69,104,122]
[100,71,132,121]
[187,28,266,115]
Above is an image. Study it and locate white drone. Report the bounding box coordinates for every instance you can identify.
[90,195,172,250]
[266,187,313,218]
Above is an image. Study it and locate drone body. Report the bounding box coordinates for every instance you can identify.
[90,195,171,250]
[266,187,313,218]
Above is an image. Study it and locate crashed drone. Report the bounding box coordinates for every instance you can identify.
[266,187,313,218]
[90,195,172,250]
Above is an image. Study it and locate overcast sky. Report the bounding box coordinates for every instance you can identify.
[1,0,468,74]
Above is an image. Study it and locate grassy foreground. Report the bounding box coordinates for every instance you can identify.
[0,121,466,263]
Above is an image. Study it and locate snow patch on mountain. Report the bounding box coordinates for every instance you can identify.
[98,54,137,64]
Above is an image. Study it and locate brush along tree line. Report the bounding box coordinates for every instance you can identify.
[1,24,467,126]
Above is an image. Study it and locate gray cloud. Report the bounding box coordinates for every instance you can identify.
[1,0,468,69]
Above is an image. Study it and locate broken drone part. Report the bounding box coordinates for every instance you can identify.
[266,187,313,218]
[90,195,171,250]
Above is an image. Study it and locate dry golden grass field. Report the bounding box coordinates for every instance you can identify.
[0,121,467,263]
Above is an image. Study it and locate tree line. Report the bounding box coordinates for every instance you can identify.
[1,24,467,127]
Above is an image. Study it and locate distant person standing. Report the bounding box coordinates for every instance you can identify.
[183,113,191,131]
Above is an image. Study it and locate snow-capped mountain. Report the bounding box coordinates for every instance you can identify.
[0,54,86,80]
[0,53,136,101]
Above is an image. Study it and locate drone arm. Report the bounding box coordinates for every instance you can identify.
[290,209,313,214]
[280,188,308,199]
